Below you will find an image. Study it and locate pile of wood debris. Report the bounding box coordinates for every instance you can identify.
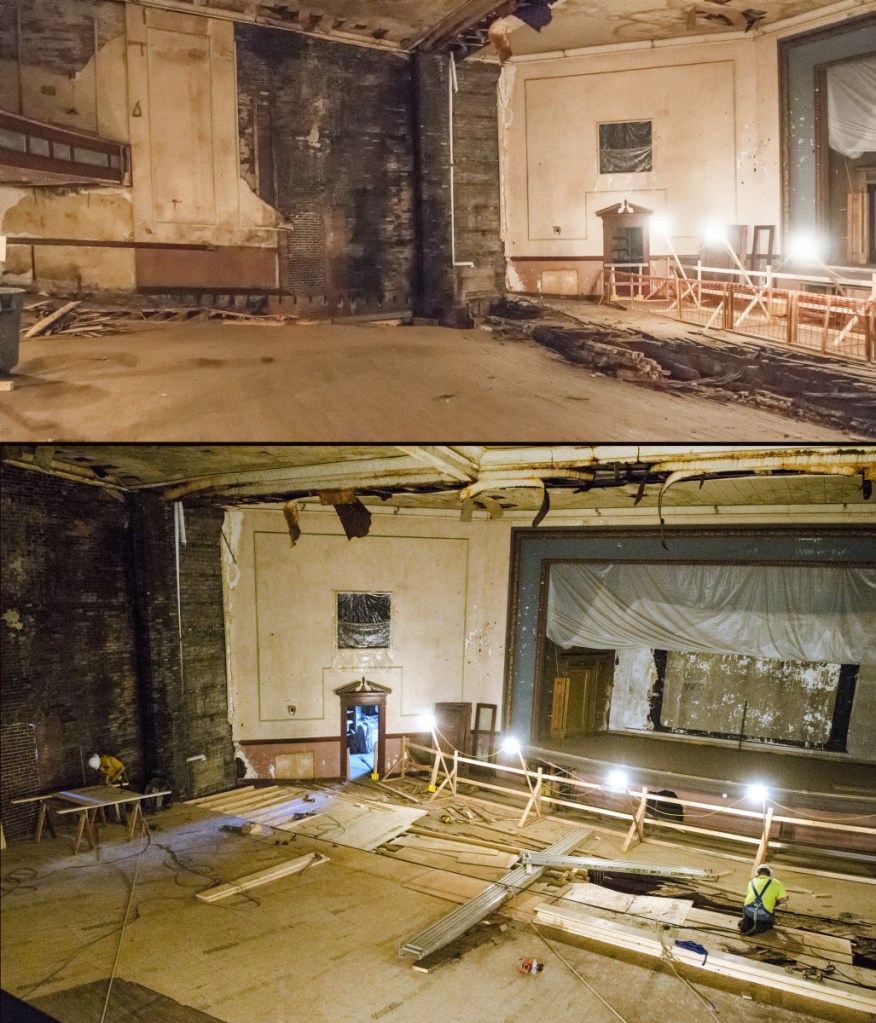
[21,299,290,338]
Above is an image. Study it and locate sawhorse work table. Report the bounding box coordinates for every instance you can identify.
[12,786,171,854]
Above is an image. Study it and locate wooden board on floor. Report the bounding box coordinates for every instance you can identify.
[196,852,326,903]
[458,852,519,868]
[404,868,491,904]
[278,797,426,850]
[393,835,502,856]
[563,882,692,925]
[388,847,509,880]
[533,904,876,1014]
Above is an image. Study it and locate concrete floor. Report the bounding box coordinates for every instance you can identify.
[0,320,854,442]
[1,785,873,1023]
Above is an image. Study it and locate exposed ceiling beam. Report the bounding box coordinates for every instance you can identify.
[477,445,876,476]
[396,446,480,483]
[651,449,876,479]
[161,453,462,500]
[408,0,514,50]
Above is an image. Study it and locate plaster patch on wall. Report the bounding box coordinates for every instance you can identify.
[1,188,134,242]
[2,609,25,632]
[505,258,526,293]
[232,742,267,779]
[238,177,288,229]
[497,63,516,132]
[222,509,243,590]
[609,647,655,730]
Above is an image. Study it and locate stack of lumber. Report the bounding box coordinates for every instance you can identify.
[534,895,876,1014]
[186,785,310,828]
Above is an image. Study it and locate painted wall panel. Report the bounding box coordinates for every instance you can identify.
[223,508,512,747]
[524,63,736,243]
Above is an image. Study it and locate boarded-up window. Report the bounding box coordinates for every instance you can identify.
[598,120,653,173]
[337,592,391,649]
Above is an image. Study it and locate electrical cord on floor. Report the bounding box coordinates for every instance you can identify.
[657,933,722,1023]
[99,825,149,1023]
[532,922,632,1023]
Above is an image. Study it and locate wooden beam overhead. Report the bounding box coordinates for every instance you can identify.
[406,0,515,51]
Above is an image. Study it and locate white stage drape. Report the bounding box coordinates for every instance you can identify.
[827,57,876,159]
[547,562,876,664]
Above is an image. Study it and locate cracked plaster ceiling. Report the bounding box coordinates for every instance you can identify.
[118,0,860,57]
[3,445,874,521]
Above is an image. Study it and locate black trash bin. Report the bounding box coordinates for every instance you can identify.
[0,287,25,373]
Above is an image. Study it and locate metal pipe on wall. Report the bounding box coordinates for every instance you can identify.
[448,55,474,269]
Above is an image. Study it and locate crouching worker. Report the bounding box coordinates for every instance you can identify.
[88,753,129,823]
[739,864,788,935]
[88,753,128,787]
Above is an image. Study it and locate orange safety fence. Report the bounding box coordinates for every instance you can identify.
[606,269,876,364]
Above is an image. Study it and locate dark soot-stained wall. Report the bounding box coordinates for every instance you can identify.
[236,27,504,319]
[0,467,234,840]
[236,26,415,315]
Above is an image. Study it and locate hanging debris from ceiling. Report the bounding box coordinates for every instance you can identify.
[319,489,373,540]
[282,499,301,546]
[489,0,561,62]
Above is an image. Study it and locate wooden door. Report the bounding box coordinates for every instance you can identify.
[434,702,472,754]
[551,677,570,738]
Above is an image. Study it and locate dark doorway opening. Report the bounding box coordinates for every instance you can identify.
[346,704,378,779]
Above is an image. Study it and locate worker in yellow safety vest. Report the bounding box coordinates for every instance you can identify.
[88,753,128,787]
[739,864,788,935]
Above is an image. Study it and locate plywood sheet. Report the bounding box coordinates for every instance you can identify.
[563,882,692,924]
[277,797,426,850]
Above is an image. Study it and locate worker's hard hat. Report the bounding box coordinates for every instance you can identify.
[757,864,772,875]
[88,754,101,770]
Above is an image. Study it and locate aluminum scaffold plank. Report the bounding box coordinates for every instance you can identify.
[399,826,592,961]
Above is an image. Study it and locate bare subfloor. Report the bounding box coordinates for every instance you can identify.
[1,785,872,1023]
[0,320,854,442]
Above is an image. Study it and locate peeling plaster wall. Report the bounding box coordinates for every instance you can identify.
[1,0,282,294]
[609,645,870,756]
[235,24,414,312]
[221,507,511,776]
[661,651,840,745]
[608,648,655,731]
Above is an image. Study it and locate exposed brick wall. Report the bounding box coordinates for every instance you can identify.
[0,465,142,840]
[176,505,236,796]
[413,53,455,319]
[236,25,415,315]
[413,54,505,321]
[128,496,236,802]
[451,60,505,307]
[0,467,235,842]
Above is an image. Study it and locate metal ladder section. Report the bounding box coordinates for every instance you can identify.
[399,826,592,961]
[520,852,714,880]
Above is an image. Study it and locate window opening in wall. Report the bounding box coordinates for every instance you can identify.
[598,120,653,174]
[345,704,378,779]
[337,592,391,649]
